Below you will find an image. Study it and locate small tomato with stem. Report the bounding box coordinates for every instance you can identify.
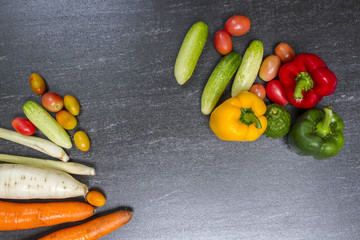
[74,131,90,152]
[56,110,77,130]
[214,30,232,55]
[259,55,281,82]
[11,117,36,136]
[42,92,64,112]
[64,95,80,116]
[275,43,295,63]
[29,73,46,95]
[225,15,251,36]
[266,80,288,106]
[250,84,266,100]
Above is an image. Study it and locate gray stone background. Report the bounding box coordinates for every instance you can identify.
[0,0,359,239]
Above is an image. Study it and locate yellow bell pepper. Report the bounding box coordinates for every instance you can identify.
[209,91,268,141]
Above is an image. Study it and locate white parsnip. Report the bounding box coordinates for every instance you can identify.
[0,154,95,175]
[0,164,88,199]
[0,128,69,162]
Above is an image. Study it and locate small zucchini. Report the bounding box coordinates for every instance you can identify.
[231,40,264,97]
[23,101,72,149]
[201,51,242,115]
[174,21,208,85]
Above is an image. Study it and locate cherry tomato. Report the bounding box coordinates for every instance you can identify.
[42,92,63,112]
[250,84,266,100]
[259,55,281,82]
[275,43,295,63]
[56,110,77,130]
[225,15,251,36]
[64,95,80,116]
[74,131,90,152]
[29,73,46,95]
[214,30,232,55]
[12,117,36,135]
[266,80,288,106]
[86,190,106,207]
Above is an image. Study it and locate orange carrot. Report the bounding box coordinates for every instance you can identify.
[38,210,133,240]
[0,200,95,231]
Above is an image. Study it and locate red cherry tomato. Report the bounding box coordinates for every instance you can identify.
[275,43,295,63]
[12,117,36,135]
[225,15,251,36]
[214,30,232,55]
[266,80,288,106]
[42,92,64,112]
[259,55,281,82]
[250,84,266,100]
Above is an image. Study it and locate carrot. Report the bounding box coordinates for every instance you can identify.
[0,200,95,231]
[38,210,133,240]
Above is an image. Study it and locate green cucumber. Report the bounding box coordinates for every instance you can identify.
[23,101,72,149]
[174,21,208,85]
[201,51,242,115]
[231,40,264,97]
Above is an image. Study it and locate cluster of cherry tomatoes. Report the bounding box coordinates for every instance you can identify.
[213,15,296,105]
[12,73,90,152]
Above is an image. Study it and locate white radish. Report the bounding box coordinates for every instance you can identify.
[0,164,88,199]
[0,154,95,176]
[0,128,69,162]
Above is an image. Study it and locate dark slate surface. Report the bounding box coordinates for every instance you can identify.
[0,0,360,239]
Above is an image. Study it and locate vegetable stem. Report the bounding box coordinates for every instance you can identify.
[0,154,95,175]
[294,72,313,100]
[0,128,69,162]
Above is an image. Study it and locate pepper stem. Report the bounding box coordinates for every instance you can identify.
[316,106,333,137]
[240,108,262,129]
[293,72,313,100]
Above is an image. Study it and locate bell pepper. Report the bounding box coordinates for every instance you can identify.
[279,53,338,108]
[209,91,267,141]
[288,106,344,159]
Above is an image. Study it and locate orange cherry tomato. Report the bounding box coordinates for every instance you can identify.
[74,131,90,152]
[225,15,251,36]
[56,110,77,130]
[259,55,281,82]
[29,73,46,95]
[42,92,64,112]
[64,95,80,116]
[86,190,106,207]
[275,43,295,63]
[250,84,266,100]
[214,30,232,55]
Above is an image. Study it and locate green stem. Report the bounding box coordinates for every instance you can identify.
[316,106,333,137]
[293,72,313,100]
[240,108,262,129]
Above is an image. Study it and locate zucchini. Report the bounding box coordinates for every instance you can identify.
[231,40,264,97]
[23,101,72,149]
[201,51,242,115]
[174,21,208,85]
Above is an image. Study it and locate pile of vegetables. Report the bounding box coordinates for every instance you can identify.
[0,74,132,238]
[174,15,344,159]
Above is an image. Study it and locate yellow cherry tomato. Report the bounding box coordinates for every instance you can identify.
[86,190,106,207]
[74,130,90,151]
[56,110,77,130]
[29,73,46,95]
[64,95,80,116]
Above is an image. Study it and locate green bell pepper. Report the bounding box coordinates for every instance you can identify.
[288,106,344,159]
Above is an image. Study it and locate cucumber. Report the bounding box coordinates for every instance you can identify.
[231,40,264,97]
[201,51,242,115]
[23,101,72,149]
[174,21,208,85]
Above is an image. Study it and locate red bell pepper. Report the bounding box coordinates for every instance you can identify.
[278,53,338,108]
